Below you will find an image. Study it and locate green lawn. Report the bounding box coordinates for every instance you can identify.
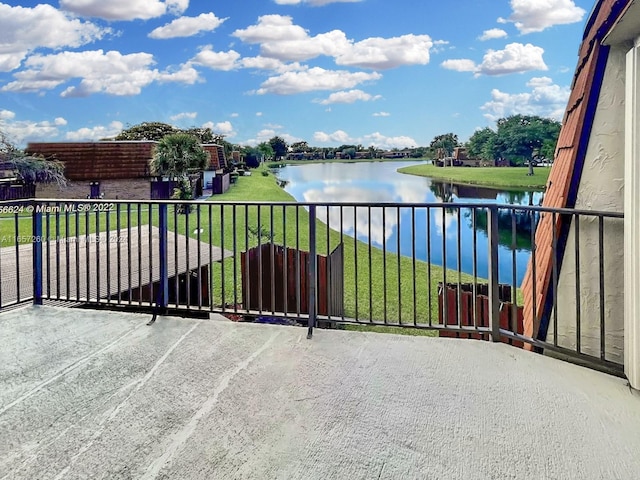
[203,166,481,326]
[398,164,550,190]
[0,169,493,330]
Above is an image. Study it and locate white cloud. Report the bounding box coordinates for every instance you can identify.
[315,89,381,105]
[255,67,381,95]
[190,45,241,71]
[479,28,508,41]
[335,34,432,69]
[441,59,477,73]
[256,112,263,117]
[0,110,16,120]
[240,56,305,73]
[59,0,188,21]
[2,50,199,96]
[481,76,570,121]
[230,113,239,118]
[0,112,69,145]
[149,13,227,39]
[0,3,109,72]
[170,112,197,121]
[506,0,586,34]
[313,130,352,144]
[312,130,417,149]
[442,43,547,76]
[373,112,390,117]
[202,121,235,136]
[362,132,417,150]
[233,15,432,70]
[65,121,124,141]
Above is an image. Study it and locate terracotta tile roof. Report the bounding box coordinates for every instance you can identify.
[521,0,631,346]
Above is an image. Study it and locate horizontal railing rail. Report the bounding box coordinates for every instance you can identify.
[0,198,625,376]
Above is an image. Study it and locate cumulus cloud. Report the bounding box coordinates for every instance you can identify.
[202,120,235,136]
[255,67,381,95]
[335,34,432,69]
[479,28,507,41]
[240,56,305,73]
[505,0,586,34]
[315,89,381,105]
[0,111,68,145]
[65,121,124,141]
[1,50,199,96]
[233,15,432,70]
[312,130,416,150]
[373,112,390,117]
[59,0,188,21]
[481,76,570,121]
[313,130,352,144]
[362,132,417,150]
[190,45,241,71]
[170,112,197,121]
[442,43,547,76]
[149,13,227,39]
[0,3,108,72]
[440,59,477,73]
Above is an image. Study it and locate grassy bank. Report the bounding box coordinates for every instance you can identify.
[205,166,479,326]
[398,164,550,190]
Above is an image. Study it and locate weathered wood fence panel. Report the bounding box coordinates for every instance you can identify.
[438,283,524,347]
[241,243,344,317]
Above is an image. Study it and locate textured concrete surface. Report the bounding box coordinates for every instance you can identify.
[1,306,639,480]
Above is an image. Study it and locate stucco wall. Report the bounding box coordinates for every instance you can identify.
[549,46,626,363]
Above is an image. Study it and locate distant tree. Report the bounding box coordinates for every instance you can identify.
[269,136,288,160]
[342,147,356,159]
[0,132,66,190]
[182,127,222,144]
[150,133,210,180]
[429,133,459,158]
[494,115,561,165]
[467,127,498,161]
[290,141,309,153]
[115,122,178,141]
[256,142,274,161]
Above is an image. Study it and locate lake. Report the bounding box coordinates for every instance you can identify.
[273,160,544,286]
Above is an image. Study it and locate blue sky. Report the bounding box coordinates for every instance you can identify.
[0,0,592,149]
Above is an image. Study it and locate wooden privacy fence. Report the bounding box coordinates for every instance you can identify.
[438,283,524,347]
[241,243,344,317]
[0,182,35,201]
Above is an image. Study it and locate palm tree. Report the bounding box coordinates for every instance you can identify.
[150,133,210,179]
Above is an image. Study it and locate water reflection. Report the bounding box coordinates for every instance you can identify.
[274,161,543,284]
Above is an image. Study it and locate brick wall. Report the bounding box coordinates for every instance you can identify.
[36,179,152,200]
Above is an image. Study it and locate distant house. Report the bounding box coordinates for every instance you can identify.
[521,0,640,388]
[26,141,157,200]
[25,140,215,200]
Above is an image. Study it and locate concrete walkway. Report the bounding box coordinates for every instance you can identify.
[1,306,639,480]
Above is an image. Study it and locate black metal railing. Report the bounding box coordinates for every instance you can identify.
[0,198,624,375]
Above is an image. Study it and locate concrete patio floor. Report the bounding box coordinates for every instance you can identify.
[1,306,639,480]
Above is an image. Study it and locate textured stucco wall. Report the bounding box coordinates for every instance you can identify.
[550,46,626,363]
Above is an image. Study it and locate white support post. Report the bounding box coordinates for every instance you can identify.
[625,40,640,389]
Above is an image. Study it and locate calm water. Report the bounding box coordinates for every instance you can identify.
[273,161,543,285]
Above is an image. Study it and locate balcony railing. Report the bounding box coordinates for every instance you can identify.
[0,198,624,376]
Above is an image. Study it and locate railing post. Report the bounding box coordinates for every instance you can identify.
[487,205,501,342]
[158,203,169,311]
[307,204,317,339]
[32,201,42,305]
